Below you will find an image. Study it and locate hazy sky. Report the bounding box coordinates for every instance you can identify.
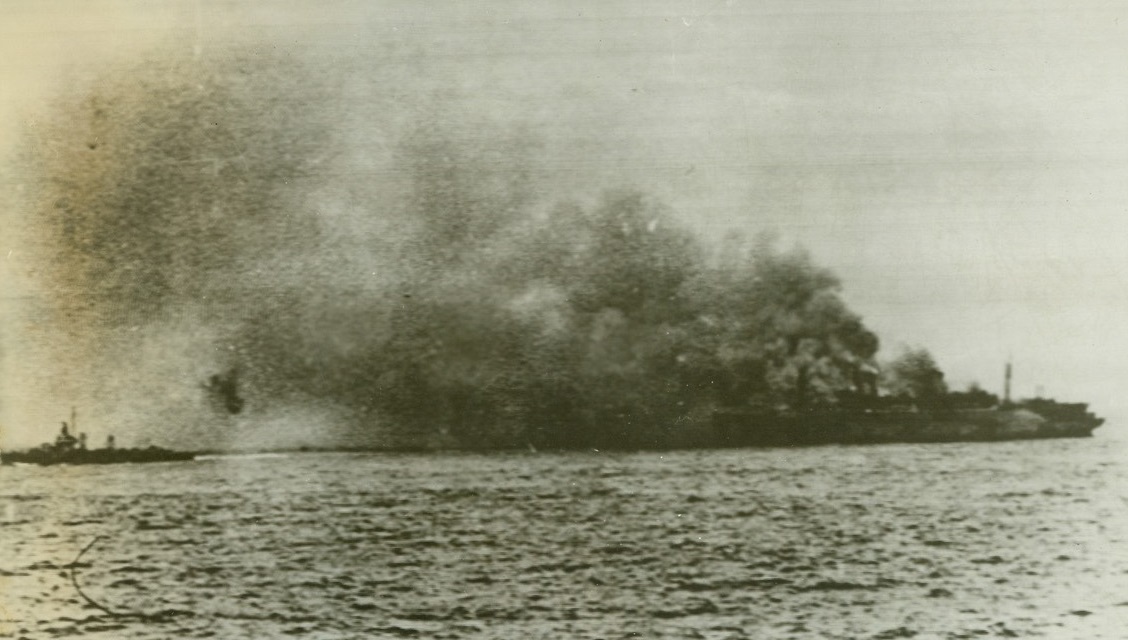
[3,0,1127,437]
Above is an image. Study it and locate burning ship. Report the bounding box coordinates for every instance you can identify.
[712,362,1104,447]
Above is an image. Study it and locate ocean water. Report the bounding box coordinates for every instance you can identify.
[2,435,1127,639]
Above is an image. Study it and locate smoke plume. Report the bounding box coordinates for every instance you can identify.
[5,42,880,450]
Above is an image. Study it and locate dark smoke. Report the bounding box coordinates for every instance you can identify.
[11,43,880,450]
[204,368,244,415]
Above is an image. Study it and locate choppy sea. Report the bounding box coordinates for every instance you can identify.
[2,433,1127,639]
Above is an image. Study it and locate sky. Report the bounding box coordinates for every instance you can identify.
[2,0,1127,444]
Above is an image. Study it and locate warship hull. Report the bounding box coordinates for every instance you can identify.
[1,447,197,466]
[712,405,1103,448]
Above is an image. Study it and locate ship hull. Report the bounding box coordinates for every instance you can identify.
[1,447,197,466]
[712,407,1102,448]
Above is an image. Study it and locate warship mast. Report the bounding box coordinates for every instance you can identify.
[1003,361,1012,406]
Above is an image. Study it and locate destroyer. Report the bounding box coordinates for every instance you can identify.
[0,409,196,466]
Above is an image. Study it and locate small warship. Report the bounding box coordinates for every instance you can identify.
[0,409,196,466]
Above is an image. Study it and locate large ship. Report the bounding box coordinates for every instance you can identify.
[712,399,1103,447]
[0,409,196,466]
[712,364,1103,447]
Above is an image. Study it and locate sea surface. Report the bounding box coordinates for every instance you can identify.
[2,434,1127,639]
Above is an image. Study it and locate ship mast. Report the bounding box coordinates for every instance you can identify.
[1003,361,1012,405]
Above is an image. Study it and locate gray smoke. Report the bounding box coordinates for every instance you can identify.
[8,41,880,450]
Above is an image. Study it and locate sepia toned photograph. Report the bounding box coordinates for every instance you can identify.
[1,1,1126,638]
